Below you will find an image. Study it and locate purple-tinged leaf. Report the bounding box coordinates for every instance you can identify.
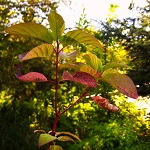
[19,44,54,61]
[15,72,48,82]
[57,136,74,142]
[38,134,56,147]
[5,23,53,43]
[60,29,102,49]
[56,132,81,141]
[102,70,138,99]
[50,145,63,150]
[62,71,97,87]
[92,96,120,112]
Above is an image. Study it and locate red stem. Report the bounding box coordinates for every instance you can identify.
[59,87,92,116]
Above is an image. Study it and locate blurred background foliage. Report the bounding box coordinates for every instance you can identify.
[0,0,150,149]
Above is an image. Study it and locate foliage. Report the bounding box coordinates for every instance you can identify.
[1,1,149,150]
[4,8,138,150]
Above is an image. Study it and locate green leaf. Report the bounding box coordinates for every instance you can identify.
[60,29,102,48]
[56,132,81,141]
[84,52,103,71]
[57,136,74,142]
[50,145,63,150]
[38,134,57,147]
[102,69,138,99]
[5,23,53,43]
[103,62,127,71]
[48,10,65,40]
[19,44,54,61]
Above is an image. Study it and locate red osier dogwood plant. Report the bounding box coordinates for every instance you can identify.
[5,11,138,150]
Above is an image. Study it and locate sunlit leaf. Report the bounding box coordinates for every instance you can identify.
[92,96,120,112]
[48,10,65,40]
[84,52,103,71]
[62,71,97,87]
[19,44,54,61]
[5,23,53,43]
[50,145,63,150]
[103,62,127,71]
[60,29,102,48]
[80,65,101,78]
[102,69,138,99]
[57,136,74,142]
[15,72,48,82]
[59,50,77,60]
[56,132,81,141]
[38,134,57,147]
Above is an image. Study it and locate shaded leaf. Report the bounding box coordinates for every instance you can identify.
[5,22,53,43]
[38,134,57,147]
[48,10,65,40]
[19,44,54,61]
[60,29,102,48]
[50,145,63,150]
[57,136,74,142]
[59,50,77,60]
[56,132,81,141]
[15,72,48,82]
[62,71,97,87]
[102,69,138,99]
[84,52,103,71]
[34,130,46,133]
[103,62,127,71]
[80,65,101,78]
[92,96,120,112]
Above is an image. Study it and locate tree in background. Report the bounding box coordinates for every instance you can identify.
[94,1,150,96]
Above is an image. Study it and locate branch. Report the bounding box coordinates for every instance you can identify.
[59,87,92,116]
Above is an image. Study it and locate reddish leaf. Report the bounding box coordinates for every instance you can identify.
[102,70,138,99]
[92,96,120,112]
[15,72,48,82]
[62,71,97,87]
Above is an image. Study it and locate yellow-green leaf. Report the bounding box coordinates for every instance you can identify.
[84,52,103,71]
[5,23,53,43]
[103,62,127,71]
[57,136,74,142]
[80,65,101,78]
[19,44,54,61]
[48,10,65,40]
[38,134,57,147]
[60,29,102,48]
[56,132,81,141]
[50,145,63,150]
